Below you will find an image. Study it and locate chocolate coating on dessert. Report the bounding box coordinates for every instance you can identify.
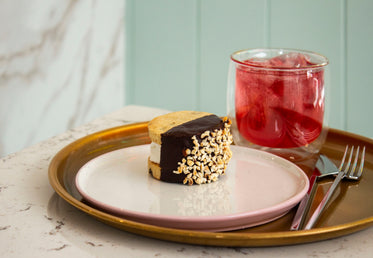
[160,115,225,183]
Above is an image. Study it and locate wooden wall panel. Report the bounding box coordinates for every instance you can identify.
[125,0,373,138]
[346,0,373,137]
[126,0,199,111]
[199,0,266,115]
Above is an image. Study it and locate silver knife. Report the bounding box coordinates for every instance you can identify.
[290,154,339,230]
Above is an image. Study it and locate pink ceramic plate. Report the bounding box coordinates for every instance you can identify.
[75,145,309,232]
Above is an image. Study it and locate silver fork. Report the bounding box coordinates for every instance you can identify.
[304,145,366,230]
[291,148,364,230]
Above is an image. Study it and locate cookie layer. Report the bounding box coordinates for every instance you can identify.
[148,111,211,145]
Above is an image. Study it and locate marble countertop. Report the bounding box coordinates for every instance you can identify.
[1,105,373,258]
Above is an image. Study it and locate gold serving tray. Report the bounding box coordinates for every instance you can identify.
[48,122,373,246]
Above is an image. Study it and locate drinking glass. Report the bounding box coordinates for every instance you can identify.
[227,48,329,160]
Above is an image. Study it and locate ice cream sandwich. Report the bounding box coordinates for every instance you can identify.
[147,111,233,185]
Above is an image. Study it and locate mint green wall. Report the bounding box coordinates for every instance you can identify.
[125,0,373,139]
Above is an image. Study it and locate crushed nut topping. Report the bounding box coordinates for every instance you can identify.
[173,118,233,185]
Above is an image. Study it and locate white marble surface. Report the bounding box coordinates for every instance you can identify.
[1,105,373,258]
[0,0,124,157]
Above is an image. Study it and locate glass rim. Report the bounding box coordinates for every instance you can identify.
[230,48,329,70]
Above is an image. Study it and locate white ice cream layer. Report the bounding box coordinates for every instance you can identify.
[150,142,161,164]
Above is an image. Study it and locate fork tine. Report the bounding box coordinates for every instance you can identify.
[355,146,366,179]
[339,145,350,171]
[343,146,354,173]
[348,146,360,178]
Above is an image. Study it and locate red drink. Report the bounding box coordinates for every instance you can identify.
[235,53,325,148]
